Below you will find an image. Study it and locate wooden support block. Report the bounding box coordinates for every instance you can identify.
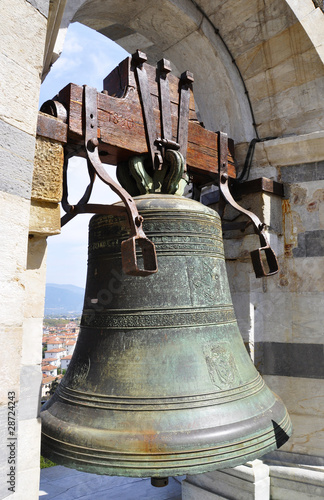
[232,178,284,198]
[37,112,67,143]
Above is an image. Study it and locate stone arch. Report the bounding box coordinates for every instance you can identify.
[49,0,324,146]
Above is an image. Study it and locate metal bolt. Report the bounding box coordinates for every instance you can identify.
[132,50,147,66]
[135,215,144,227]
[180,71,194,85]
[158,58,171,74]
[88,138,99,151]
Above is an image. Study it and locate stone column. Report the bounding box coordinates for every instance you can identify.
[16,136,62,500]
[0,1,50,498]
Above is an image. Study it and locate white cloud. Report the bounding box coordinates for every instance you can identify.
[62,32,84,55]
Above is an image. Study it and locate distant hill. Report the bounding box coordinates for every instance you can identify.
[45,283,85,316]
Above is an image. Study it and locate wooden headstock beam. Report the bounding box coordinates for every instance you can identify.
[37,56,236,185]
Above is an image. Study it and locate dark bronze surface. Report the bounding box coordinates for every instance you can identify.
[41,195,291,478]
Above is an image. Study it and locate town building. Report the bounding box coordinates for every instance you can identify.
[41,376,56,399]
[60,355,72,371]
[41,364,58,378]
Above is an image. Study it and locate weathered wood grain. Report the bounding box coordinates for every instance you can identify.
[38,57,236,183]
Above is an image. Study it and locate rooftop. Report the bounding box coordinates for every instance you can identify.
[42,364,57,371]
[45,348,67,353]
[42,375,55,384]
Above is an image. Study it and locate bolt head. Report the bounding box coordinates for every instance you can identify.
[158,58,171,74]
[132,50,147,66]
[87,138,99,151]
[180,71,194,85]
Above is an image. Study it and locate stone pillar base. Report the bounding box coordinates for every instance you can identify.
[182,453,324,500]
[269,465,324,500]
[182,460,270,499]
[265,451,324,500]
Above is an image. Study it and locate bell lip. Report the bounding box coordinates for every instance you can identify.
[40,398,292,477]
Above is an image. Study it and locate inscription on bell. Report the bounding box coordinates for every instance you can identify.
[82,307,236,329]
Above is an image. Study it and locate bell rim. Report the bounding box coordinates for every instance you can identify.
[41,397,292,477]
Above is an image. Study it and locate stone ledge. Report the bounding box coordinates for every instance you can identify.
[235,131,324,171]
[269,464,324,500]
[184,460,270,500]
[183,480,224,499]
[29,200,61,236]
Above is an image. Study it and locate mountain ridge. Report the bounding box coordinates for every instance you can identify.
[45,283,85,316]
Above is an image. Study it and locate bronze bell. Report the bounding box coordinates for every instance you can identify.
[41,194,292,482]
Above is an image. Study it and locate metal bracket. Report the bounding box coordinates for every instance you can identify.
[132,51,191,173]
[40,100,68,123]
[133,51,163,170]
[177,71,194,168]
[158,58,173,145]
[61,85,158,277]
[218,131,279,278]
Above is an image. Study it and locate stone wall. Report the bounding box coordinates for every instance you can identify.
[0,1,49,498]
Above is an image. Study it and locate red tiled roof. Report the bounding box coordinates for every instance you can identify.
[42,364,57,371]
[42,376,55,384]
[45,348,67,353]
[61,355,72,360]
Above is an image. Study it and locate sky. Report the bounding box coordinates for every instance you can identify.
[41,23,129,288]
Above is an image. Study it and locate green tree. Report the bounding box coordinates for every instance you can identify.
[49,378,59,395]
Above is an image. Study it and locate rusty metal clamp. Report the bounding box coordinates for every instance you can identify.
[218,132,279,278]
[132,51,193,174]
[177,70,194,168]
[133,51,163,170]
[61,85,157,277]
[84,85,157,277]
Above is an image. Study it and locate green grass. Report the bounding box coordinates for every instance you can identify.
[40,456,56,469]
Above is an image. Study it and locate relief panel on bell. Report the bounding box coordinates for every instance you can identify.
[204,342,241,390]
[187,257,233,307]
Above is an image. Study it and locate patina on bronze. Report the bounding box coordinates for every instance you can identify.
[41,194,292,481]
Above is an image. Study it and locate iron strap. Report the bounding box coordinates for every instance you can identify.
[133,51,163,170]
[218,131,279,278]
[61,85,157,277]
[83,85,157,276]
[177,71,194,167]
[158,58,173,143]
